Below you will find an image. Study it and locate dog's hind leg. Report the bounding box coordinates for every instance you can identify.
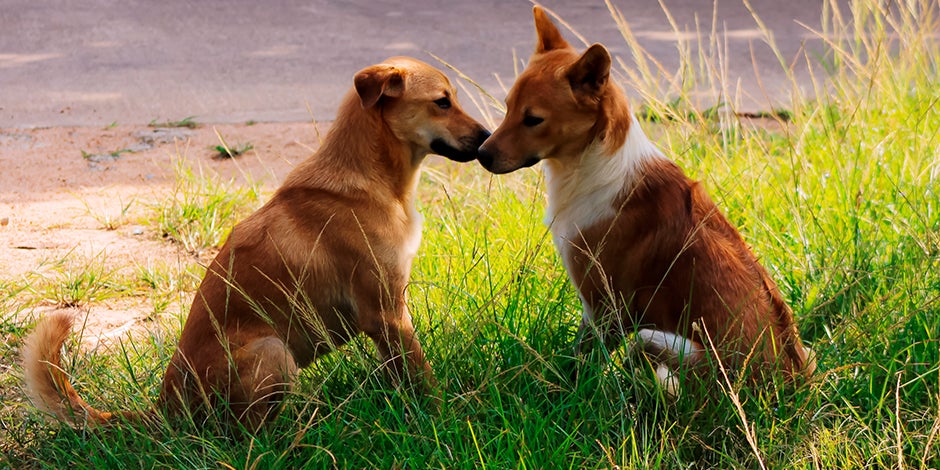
[232,335,298,430]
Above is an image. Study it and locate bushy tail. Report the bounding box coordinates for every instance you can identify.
[22,312,144,427]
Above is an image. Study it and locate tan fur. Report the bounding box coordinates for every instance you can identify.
[22,57,489,429]
[24,313,117,425]
[478,7,814,385]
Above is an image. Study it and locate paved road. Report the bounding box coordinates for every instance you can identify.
[2,0,842,128]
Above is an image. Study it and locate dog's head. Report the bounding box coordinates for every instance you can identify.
[354,57,490,163]
[478,7,627,174]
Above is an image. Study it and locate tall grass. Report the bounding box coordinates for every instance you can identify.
[2,0,939,468]
[154,159,264,257]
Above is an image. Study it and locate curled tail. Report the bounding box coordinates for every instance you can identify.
[22,312,144,427]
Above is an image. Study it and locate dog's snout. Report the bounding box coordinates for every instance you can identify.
[477,145,494,169]
[474,128,492,146]
[429,125,489,163]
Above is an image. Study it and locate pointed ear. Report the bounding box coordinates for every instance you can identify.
[354,64,404,109]
[567,44,611,95]
[533,6,569,53]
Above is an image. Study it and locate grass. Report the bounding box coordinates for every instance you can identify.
[80,148,132,162]
[212,142,253,159]
[2,0,939,468]
[212,129,254,159]
[26,251,127,309]
[153,159,264,256]
[80,196,136,231]
[133,261,204,320]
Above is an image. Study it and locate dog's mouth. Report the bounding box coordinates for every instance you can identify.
[431,129,491,163]
[477,148,541,175]
[520,155,540,169]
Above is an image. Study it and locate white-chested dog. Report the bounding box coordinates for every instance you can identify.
[478,8,814,390]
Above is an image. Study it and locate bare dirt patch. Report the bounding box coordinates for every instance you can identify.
[0,121,323,344]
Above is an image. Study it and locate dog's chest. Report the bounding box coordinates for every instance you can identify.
[543,149,635,248]
[544,120,664,292]
[545,120,661,237]
[400,207,424,265]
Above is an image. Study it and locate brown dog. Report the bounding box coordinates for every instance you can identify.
[24,57,490,428]
[477,8,814,391]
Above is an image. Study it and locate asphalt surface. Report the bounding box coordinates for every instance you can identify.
[2,0,844,128]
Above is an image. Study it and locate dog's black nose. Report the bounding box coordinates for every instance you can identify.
[475,128,492,145]
[477,146,494,169]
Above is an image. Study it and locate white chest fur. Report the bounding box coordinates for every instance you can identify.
[543,115,663,246]
[401,207,424,265]
[397,169,425,269]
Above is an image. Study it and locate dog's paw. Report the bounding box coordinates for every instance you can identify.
[654,363,680,399]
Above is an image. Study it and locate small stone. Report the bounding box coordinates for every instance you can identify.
[0,217,8,226]
[134,128,194,145]
[132,227,144,235]
[84,153,121,163]
[125,142,153,152]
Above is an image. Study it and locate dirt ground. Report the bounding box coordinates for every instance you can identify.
[0,122,323,344]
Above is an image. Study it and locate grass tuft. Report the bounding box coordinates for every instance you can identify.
[153,159,264,256]
[28,251,125,308]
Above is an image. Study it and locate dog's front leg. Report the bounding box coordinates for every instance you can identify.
[569,304,628,385]
[573,304,627,359]
[573,310,598,357]
[361,297,435,392]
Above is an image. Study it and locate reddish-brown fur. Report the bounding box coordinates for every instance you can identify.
[567,158,810,377]
[478,7,814,383]
[23,57,489,429]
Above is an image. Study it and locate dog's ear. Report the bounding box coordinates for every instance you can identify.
[567,44,611,96]
[533,6,569,53]
[354,64,405,109]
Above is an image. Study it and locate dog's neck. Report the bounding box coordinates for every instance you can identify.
[286,90,422,204]
[543,113,663,236]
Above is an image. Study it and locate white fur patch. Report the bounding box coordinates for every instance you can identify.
[400,206,424,267]
[398,168,425,268]
[543,114,662,248]
[636,329,703,399]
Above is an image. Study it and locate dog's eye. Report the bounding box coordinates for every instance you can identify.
[434,97,451,109]
[523,115,544,127]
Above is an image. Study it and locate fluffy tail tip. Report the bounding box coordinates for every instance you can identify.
[22,312,77,420]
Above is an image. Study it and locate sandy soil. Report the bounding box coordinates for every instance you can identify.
[0,122,324,345]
